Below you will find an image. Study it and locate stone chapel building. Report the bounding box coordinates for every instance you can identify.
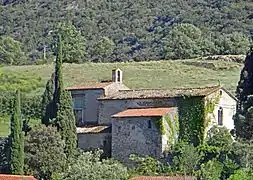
[67,69,237,164]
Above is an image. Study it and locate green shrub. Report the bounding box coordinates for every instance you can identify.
[197,159,223,180]
[228,169,253,180]
[62,150,128,180]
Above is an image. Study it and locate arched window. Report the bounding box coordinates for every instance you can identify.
[218,107,223,125]
[117,70,121,82]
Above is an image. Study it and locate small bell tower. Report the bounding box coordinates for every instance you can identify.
[112,68,123,84]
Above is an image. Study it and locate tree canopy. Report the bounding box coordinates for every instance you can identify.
[235,51,253,140]
[0,0,252,62]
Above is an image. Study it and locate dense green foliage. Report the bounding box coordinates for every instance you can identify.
[24,125,66,179]
[41,73,55,125]
[164,24,209,59]
[56,90,77,158]
[130,126,253,179]
[178,96,206,145]
[197,159,223,180]
[55,23,87,63]
[0,137,9,173]
[62,150,128,180]
[0,0,252,63]
[41,34,77,158]
[0,69,43,93]
[235,51,253,140]
[0,36,27,65]
[171,141,202,174]
[228,169,253,180]
[54,34,77,158]
[9,90,24,175]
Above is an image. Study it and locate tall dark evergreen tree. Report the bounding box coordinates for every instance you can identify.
[56,90,77,158]
[40,33,77,158]
[54,34,77,158]
[54,34,64,104]
[9,90,24,174]
[235,50,253,140]
[41,73,55,125]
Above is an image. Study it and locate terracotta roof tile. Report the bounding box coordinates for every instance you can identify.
[112,107,173,118]
[66,81,113,90]
[130,176,196,180]
[76,125,111,134]
[100,86,221,100]
[0,174,36,180]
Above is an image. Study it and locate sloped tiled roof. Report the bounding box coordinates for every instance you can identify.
[0,174,36,180]
[66,81,113,91]
[130,176,196,180]
[100,86,221,100]
[76,125,111,134]
[112,107,173,118]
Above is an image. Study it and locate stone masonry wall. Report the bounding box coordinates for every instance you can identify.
[112,117,163,165]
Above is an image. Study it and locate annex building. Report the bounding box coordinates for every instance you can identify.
[67,69,237,164]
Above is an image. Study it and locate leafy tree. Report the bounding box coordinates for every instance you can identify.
[234,51,253,140]
[93,36,115,62]
[41,73,55,125]
[216,32,250,55]
[171,141,202,174]
[197,159,223,180]
[0,36,27,65]
[1,0,253,61]
[206,125,233,152]
[9,90,24,174]
[129,155,166,176]
[232,140,253,169]
[163,23,202,59]
[228,168,253,180]
[24,125,66,179]
[201,126,238,179]
[62,150,128,180]
[56,23,87,63]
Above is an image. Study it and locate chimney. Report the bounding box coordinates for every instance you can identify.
[112,68,123,84]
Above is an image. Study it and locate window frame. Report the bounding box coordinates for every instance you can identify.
[148,120,152,129]
[74,108,84,126]
[218,107,223,126]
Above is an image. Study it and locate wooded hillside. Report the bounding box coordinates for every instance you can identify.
[0,0,253,63]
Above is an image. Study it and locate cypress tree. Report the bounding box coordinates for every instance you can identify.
[41,73,55,125]
[54,33,77,158]
[9,90,24,174]
[54,34,64,105]
[40,32,77,158]
[56,90,77,158]
[235,50,253,140]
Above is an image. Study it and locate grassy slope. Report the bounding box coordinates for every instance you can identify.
[2,59,242,93]
[0,59,242,136]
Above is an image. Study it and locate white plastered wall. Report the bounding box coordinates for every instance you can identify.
[206,88,237,131]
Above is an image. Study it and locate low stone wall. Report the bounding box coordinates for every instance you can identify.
[201,55,246,63]
[78,132,111,157]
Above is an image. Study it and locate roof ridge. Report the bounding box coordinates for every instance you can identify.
[127,107,172,109]
[119,85,221,92]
